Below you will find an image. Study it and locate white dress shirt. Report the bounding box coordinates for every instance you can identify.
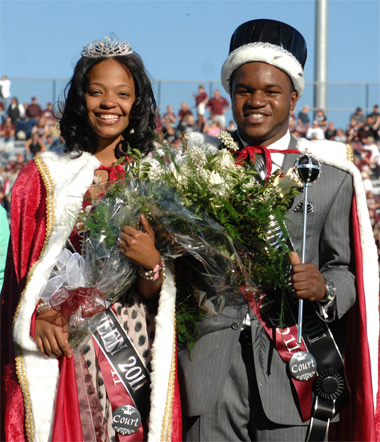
[237,130,291,176]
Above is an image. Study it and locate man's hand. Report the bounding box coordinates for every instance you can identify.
[35,309,72,359]
[289,252,326,301]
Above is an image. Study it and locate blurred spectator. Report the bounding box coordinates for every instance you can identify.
[7,97,25,128]
[372,114,380,135]
[206,89,229,129]
[334,128,347,143]
[306,120,325,140]
[178,102,193,121]
[0,204,9,291]
[41,102,57,124]
[350,134,364,163]
[161,119,176,143]
[297,105,311,134]
[289,112,297,133]
[206,120,222,137]
[25,132,46,159]
[154,109,163,134]
[362,136,380,178]
[163,105,177,127]
[176,112,191,138]
[33,117,50,140]
[1,170,11,203]
[367,104,379,123]
[349,107,366,127]
[0,75,11,109]
[358,117,378,143]
[366,190,379,211]
[226,120,237,133]
[196,115,207,133]
[0,117,15,141]
[45,134,61,150]
[0,117,16,157]
[26,96,42,120]
[25,96,43,137]
[0,102,5,125]
[292,130,301,139]
[14,154,26,172]
[194,85,208,118]
[361,168,374,192]
[184,115,201,134]
[325,122,337,140]
[314,109,328,128]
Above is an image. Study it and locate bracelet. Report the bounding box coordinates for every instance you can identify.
[36,300,52,315]
[138,260,166,281]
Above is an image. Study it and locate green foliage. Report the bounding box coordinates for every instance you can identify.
[80,134,300,348]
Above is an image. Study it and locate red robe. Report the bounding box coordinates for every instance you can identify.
[1,150,182,442]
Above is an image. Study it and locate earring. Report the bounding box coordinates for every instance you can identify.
[129,128,135,134]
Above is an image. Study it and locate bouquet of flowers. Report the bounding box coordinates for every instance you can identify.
[145,132,300,288]
[40,132,300,349]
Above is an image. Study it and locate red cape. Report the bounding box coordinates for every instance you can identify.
[1,158,182,442]
[329,196,376,441]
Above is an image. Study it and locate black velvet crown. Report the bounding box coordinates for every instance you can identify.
[221,19,307,96]
[229,19,307,67]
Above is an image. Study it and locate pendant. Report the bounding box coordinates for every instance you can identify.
[112,404,142,436]
[288,351,317,381]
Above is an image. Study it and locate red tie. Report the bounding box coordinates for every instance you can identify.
[234,145,301,179]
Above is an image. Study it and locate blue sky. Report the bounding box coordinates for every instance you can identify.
[0,0,379,129]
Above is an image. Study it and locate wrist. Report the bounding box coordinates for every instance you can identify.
[36,299,52,315]
[138,258,166,282]
[320,278,336,303]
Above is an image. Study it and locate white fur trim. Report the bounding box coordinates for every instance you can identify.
[13,147,100,350]
[298,138,379,408]
[13,147,99,442]
[23,352,60,442]
[221,43,305,97]
[148,265,177,442]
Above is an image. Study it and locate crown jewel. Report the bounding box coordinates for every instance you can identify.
[81,36,133,58]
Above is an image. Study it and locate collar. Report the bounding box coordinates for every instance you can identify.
[237,130,291,150]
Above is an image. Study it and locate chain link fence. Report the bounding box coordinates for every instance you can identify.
[8,78,380,131]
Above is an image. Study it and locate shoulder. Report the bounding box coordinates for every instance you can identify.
[296,138,354,167]
[39,145,99,170]
[295,137,366,194]
[13,159,41,191]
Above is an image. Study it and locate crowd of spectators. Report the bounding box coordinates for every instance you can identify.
[1,82,380,267]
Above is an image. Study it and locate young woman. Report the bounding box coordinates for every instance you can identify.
[1,37,181,442]
[25,131,47,158]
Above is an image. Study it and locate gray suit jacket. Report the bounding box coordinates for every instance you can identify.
[177,136,356,425]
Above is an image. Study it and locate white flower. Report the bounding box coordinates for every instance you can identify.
[217,131,239,151]
[186,144,208,167]
[146,159,165,182]
[214,148,236,171]
[209,170,224,186]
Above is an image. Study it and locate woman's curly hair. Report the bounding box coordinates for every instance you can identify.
[59,52,157,157]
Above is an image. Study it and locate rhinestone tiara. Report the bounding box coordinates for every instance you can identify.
[81,36,133,58]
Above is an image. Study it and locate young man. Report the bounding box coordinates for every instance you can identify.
[178,19,378,441]
[206,89,230,129]
[194,85,208,118]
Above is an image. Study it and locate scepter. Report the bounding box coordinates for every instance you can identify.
[295,154,321,344]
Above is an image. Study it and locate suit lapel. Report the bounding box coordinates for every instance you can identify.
[281,135,301,174]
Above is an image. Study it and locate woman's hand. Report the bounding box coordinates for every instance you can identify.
[120,214,161,269]
[35,309,72,359]
[120,214,163,298]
